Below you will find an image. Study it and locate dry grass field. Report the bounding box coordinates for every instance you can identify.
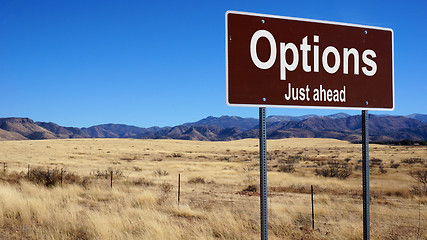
[0,138,426,239]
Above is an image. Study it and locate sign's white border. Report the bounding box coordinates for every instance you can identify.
[225,10,394,111]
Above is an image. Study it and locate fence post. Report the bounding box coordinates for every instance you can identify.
[3,162,6,173]
[417,200,421,239]
[178,173,181,207]
[311,185,315,229]
[27,164,30,178]
[110,171,113,188]
[61,168,63,186]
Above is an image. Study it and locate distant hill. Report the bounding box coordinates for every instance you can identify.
[0,118,56,140]
[0,113,426,142]
[267,113,350,123]
[407,113,427,122]
[36,122,89,139]
[183,116,258,131]
[80,124,161,138]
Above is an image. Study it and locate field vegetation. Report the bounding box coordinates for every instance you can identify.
[0,138,426,239]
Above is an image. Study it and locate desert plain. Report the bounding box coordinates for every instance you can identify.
[0,138,426,239]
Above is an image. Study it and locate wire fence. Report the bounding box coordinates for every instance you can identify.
[1,161,426,236]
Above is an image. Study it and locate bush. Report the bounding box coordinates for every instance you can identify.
[132,177,154,186]
[314,160,352,179]
[243,184,257,192]
[160,182,173,193]
[402,158,424,165]
[153,169,169,177]
[157,182,173,205]
[379,164,387,174]
[410,185,427,196]
[62,170,81,184]
[390,163,400,168]
[133,166,143,171]
[91,168,122,179]
[409,169,427,185]
[188,177,205,184]
[370,158,383,166]
[28,168,80,187]
[91,169,109,179]
[286,155,303,163]
[120,155,139,161]
[279,164,295,173]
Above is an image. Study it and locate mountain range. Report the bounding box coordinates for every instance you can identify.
[0,113,426,142]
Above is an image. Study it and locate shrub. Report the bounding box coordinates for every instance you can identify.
[0,171,25,184]
[314,160,352,179]
[286,155,303,163]
[28,168,56,186]
[28,168,80,187]
[153,169,169,177]
[80,176,92,189]
[279,164,295,173]
[410,185,427,196]
[370,158,383,166]
[188,177,205,184]
[91,169,109,179]
[63,170,81,184]
[108,168,123,177]
[132,177,154,186]
[409,169,427,185]
[243,184,257,192]
[120,155,139,161]
[91,168,122,179]
[379,164,387,174]
[133,166,143,171]
[402,158,424,165]
[157,182,173,205]
[390,163,400,168]
[160,182,173,193]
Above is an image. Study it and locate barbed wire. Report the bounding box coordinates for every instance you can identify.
[1,162,426,229]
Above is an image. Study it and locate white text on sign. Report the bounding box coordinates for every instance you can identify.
[250,30,377,81]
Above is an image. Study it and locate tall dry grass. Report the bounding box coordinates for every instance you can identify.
[0,138,425,239]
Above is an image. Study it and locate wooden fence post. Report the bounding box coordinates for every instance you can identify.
[110,171,113,188]
[311,185,315,229]
[178,173,181,207]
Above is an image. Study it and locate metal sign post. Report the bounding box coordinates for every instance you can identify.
[362,110,370,240]
[259,107,268,240]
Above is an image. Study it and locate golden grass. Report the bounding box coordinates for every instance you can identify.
[0,138,426,239]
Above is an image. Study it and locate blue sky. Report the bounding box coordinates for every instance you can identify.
[1,0,426,127]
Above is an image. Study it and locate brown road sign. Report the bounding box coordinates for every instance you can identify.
[226,11,394,110]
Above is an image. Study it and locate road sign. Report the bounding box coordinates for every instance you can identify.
[226,11,394,110]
